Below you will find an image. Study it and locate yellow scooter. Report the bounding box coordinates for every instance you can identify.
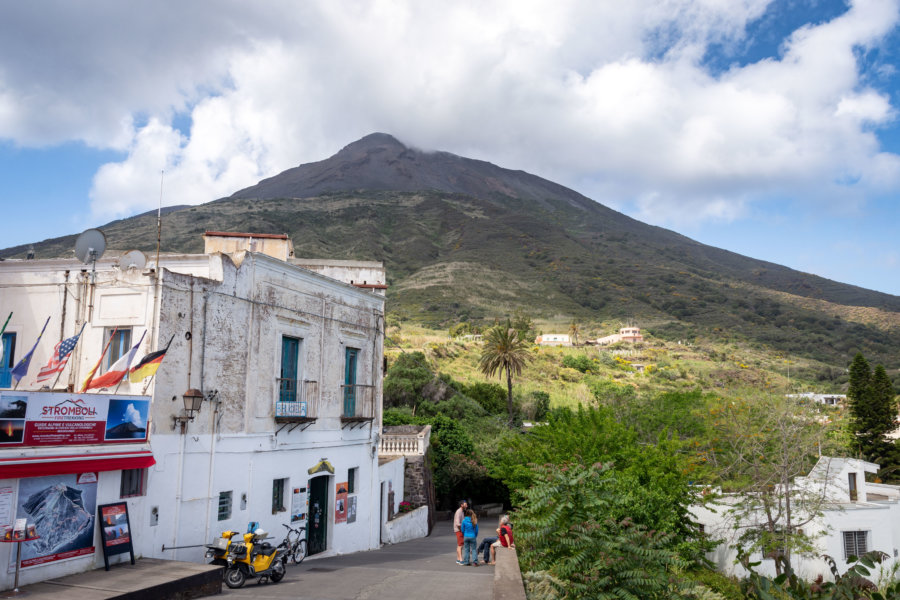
[223,528,286,588]
[205,530,240,567]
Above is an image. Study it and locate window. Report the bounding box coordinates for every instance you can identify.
[279,336,301,402]
[343,347,359,416]
[105,328,132,371]
[120,468,146,498]
[273,478,287,514]
[0,332,15,388]
[848,472,858,501]
[218,491,233,521]
[348,468,358,494]
[843,531,868,559]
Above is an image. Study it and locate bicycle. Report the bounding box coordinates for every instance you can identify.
[279,523,307,564]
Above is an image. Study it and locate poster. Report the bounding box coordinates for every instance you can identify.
[13,473,97,569]
[99,504,130,547]
[347,496,357,524]
[0,392,149,447]
[291,486,308,523]
[334,482,348,524]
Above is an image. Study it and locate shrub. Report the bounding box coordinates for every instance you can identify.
[516,462,693,599]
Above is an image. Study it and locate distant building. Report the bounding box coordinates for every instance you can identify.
[535,334,571,347]
[595,326,644,346]
[786,393,846,406]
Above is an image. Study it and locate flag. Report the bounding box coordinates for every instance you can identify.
[34,323,86,384]
[84,330,146,390]
[11,316,50,384]
[0,312,11,365]
[81,326,117,392]
[129,334,175,382]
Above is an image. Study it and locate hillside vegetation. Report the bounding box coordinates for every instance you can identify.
[3,133,898,372]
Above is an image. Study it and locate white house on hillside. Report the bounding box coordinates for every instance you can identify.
[0,232,393,590]
[535,334,570,347]
[692,457,900,582]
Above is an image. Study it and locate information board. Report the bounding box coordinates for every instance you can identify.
[97,502,135,570]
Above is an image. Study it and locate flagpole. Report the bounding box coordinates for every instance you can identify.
[50,323,86,390]
[113,330,147,394]
[12,316,50,390]
[141,334,175,395]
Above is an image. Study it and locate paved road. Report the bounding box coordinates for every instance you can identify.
[221,528,494,600]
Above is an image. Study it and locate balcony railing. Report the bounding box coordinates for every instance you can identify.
[275,379,318,426]
[341,384,375,428]
[380,425,431,457]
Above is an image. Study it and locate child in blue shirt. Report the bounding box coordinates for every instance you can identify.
[461,509,479,566]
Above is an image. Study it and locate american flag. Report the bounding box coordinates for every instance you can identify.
[34,326,84,384]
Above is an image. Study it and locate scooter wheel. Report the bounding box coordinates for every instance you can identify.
[225,566,246,589]
[270,559,286,583]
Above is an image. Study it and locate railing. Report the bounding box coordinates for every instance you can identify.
[275,379,318,421]
[380,425,431,456]
[341,384,375,422]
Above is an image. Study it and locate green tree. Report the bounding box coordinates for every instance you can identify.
[709,395,839,577]
[493,406,702,548]
[516,462,693,600]
[479,323,531,426]
[383,351,434,414]
[848,353,897,461]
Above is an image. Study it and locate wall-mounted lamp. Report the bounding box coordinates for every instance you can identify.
[173,388,205,433]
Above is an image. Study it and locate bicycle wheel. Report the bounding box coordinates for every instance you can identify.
[292,539,307,564]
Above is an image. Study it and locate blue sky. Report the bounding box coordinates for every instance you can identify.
[1,0,898,295]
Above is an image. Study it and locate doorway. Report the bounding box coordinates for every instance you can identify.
[308,475,329,555]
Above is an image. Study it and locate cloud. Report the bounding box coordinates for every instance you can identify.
[1,0,899,226]
[123,403,144,428]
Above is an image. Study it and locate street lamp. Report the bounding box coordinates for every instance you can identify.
[174,388,205,433]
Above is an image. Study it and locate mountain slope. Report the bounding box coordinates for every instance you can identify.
[3,133,898,371]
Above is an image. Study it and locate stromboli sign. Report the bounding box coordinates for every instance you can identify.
[0,391,149,447]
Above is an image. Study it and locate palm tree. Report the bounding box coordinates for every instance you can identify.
[479,323,531,426]
[569,320,580,346]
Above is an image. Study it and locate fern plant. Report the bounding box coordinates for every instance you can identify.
[515,461,695,599]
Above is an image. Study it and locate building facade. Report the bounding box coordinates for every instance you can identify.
[0,237,386,588]
[692,457,900,582]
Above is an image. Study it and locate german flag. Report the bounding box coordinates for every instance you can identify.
[128,335,175,383]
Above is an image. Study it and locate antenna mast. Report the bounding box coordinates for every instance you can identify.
[155,169,164,271]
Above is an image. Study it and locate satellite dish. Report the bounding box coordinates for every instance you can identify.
[118,250,147,271]
[74,229,107,265]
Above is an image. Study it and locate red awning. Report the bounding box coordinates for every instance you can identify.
[0,450,156,479]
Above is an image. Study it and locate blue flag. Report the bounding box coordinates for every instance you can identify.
[11,316,50,384]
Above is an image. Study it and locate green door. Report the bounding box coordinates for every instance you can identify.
[343,348,358,416]
[308,476,329,555]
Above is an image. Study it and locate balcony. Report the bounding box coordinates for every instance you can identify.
[275,379,318,433]
[341,384,375,429]
[380,425,431,457]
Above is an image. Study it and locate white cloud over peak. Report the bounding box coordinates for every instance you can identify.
[0,0,898,227]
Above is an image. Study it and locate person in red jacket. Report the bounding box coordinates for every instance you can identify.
[489,515,514,564]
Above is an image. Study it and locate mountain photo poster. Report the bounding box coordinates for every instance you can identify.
[12,472,97,569]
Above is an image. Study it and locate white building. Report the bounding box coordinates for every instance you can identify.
[0,232,391,589]
[595,326,644,346]
[692,457,900,582]
[535,334,570,347]
[786,393,846,406]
